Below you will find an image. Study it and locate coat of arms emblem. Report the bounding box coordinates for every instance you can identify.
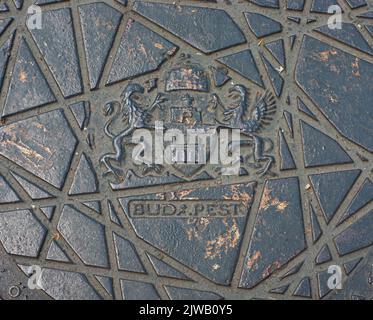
[100,54,276,187]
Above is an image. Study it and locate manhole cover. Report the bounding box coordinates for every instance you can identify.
[0,0,372,300]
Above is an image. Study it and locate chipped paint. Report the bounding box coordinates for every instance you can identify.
[205,218,240,260]
[246,250,262,270]
[259,186,289,212]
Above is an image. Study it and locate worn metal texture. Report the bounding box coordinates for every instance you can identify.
[0,0,372,300]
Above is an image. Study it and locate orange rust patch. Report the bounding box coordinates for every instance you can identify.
[204,218,240,260]
[352,57,360,77]
[246,250,262,270]
[262,261,282,278]
[19,70,27,82]
[259,187,289,212]
[178,189,195,199]
[223,185,252,205]
[318,49,337,61]
[154,43,164,49]
[52,232,60,241]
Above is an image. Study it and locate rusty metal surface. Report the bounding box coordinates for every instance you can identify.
[0,0,372,300]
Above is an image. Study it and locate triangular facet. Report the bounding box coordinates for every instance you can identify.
[311,0,339,13]
[113,233,146,273]
[338,178,373,224]
[244,12,282,38]
[0,31,15,90]
[310,204,322,243]
[265,39,286,67]
[108,200,121,226]
[366,25,373,38]
[69,101,91,129]
[288,16,301,24]
[283,111,294,137]
[315,244,332,265]
[95,275,114,297]
[261,54,284,97]
[217,49,264,87]
[69,153,99,195]
[293,277,312,298]
[287,0,305,11]
[47,241,71,263]
[2,39,56,116]
[83,201,102,214]
[297,97,318,120]
[79,3,122,89]
[278,130,296,170]
[0,110,77,189]
[269,284,290,294]
[210,66,231,87]
[132,2,245,54]
[121,280,160,300]
[0,18,13,36]
[315,23,373,55]
[164,286,221,300]
[358,11,373,18]
[0,3,9,12]
[343,257,363,275]
[147,253,189,280]
[301,121,353,168]
[11,172,53,200]
[40,206,55,220]
[12,0,23,10]
[309,170,361,223]
[0,174,20,204]
[250,0,279,8]
[28,8,83,97]
[289,35,297,49]
[107,20,178,84]
[280,261,304,279]
[345,0,367,9]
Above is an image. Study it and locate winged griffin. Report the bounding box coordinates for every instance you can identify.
[217,84,276,175]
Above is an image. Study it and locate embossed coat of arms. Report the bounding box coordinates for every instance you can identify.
[100,54,276,188]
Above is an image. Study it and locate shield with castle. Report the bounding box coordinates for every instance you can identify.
[100,54,277,187]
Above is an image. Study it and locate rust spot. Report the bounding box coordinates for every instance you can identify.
[167,46,178,56]
[177,189,194,199]
[52,232,60,241]
[154,43,164,49]
[223,185,252,206]
[246,250,262,270]
[259,187,288,212]
[262,261,282,278]
[352,57,360,77]
[318,49,337,61]
[19,70,27,83]
[204,218,240,260]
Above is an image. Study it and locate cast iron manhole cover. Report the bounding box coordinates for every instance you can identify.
[0,0,372,300]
